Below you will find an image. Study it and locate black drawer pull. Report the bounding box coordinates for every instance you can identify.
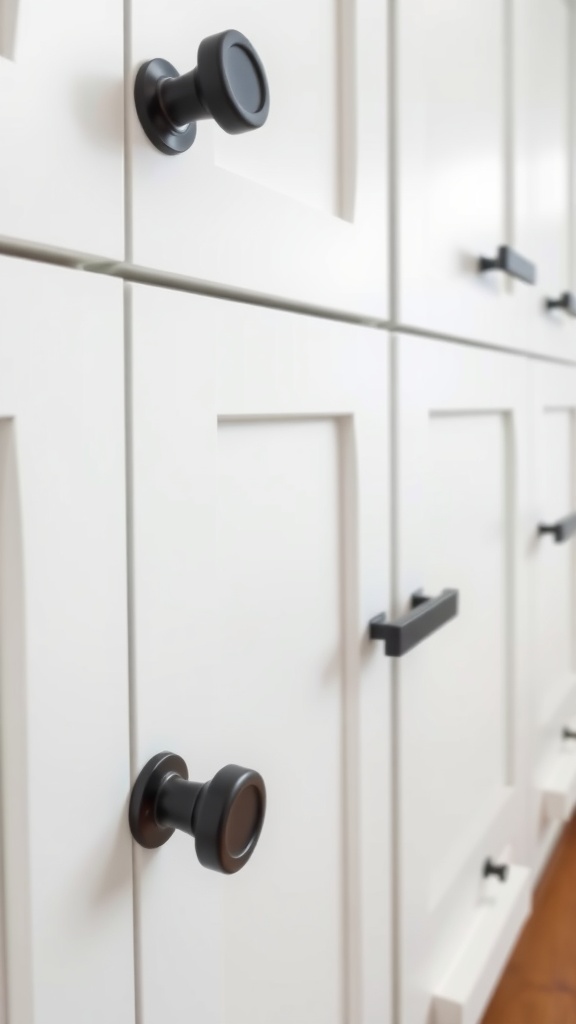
[538,513,576,543]
[546,291,576,316]
[483,859,509,883]
[369,589,459,658]
[478,245,536,285]
[563,727,576,741]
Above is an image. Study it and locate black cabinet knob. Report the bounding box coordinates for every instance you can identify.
[478,245,536,285]
[134,30,270,155]
[563,727,576,741]
[483,858,509,883]
[546,292,576,316]
[129,751,266,873]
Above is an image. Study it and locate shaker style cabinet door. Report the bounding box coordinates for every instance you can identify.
[128,289,392,1024]
[0,260,133,1024]
[0,0,123,255]
[514,0,576,361]
[396,0,526,350]
[529,363,576,877]
[127,0,389,319]
[392,336,531,1024]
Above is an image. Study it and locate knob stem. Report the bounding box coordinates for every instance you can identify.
[156,774,204,835]
[159,70,210,129]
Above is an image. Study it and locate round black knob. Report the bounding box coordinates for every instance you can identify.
[129,751,266,873]
[134,30,270,155]
[483,858,509,883]
[563,727,576,741]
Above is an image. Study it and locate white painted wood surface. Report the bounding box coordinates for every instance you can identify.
[0,0,123,255]
[128,287,392,1024]
[541,747,576,823]
[394,334,531,1024]
[128,0,389,319]
[514,0,576,361]
[433,865,531,1024]
[530,362,576,876]
[0,259,133,1024]
[396,0,517,348]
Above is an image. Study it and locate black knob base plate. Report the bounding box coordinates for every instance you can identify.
[134,59,198,155]
[129,751,189,848]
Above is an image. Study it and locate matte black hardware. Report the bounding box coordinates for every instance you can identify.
[563,727,576,741]
[129,751,266,873]
[134,29,270,155]
[546,291,576,316]
[538,513,576,544]
[478,246,536,285]
[483,859,509,883]
[369,589,459,658]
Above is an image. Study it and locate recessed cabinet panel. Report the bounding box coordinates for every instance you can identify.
[514,0,576,360]
[0,0,123,255]
[130,290,392,1024]
[396,0,513,347]
[395,335,530,1024]
[128,0,388,318]
[531,364,576,877]
[0,260,133,1024]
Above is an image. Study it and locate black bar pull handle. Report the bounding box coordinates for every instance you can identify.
[546,291,576,316]
[538,513,576,544]
[478,245,536,285]
[369,588,459,658]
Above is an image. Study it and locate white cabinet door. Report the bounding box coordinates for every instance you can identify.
[127,0,388,319]
[0,260,133,1023]
[514,0,576,361]
[397,0,512,346]
[393,335,531,1024]
[0,0,123,255]
[396,0,539,352]
[129,289,392,1024]
[530,362,576,878]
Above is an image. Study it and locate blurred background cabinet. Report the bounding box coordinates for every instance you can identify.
[396,0,576,362]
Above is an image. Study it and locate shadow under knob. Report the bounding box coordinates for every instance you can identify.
[129,751,266,873]
[134,29,270,155]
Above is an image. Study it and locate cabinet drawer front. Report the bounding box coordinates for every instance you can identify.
[514,0,576,361]
[433,865,531,1024]
[128,0,388,318]
[396,0,512,347]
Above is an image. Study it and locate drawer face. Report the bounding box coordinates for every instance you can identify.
[127,0,389,318]
[393,335,530,1024]
[396,0,511,346]
[128,289,392,1024]
[531,363,576,872]
[0,0,123,255]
